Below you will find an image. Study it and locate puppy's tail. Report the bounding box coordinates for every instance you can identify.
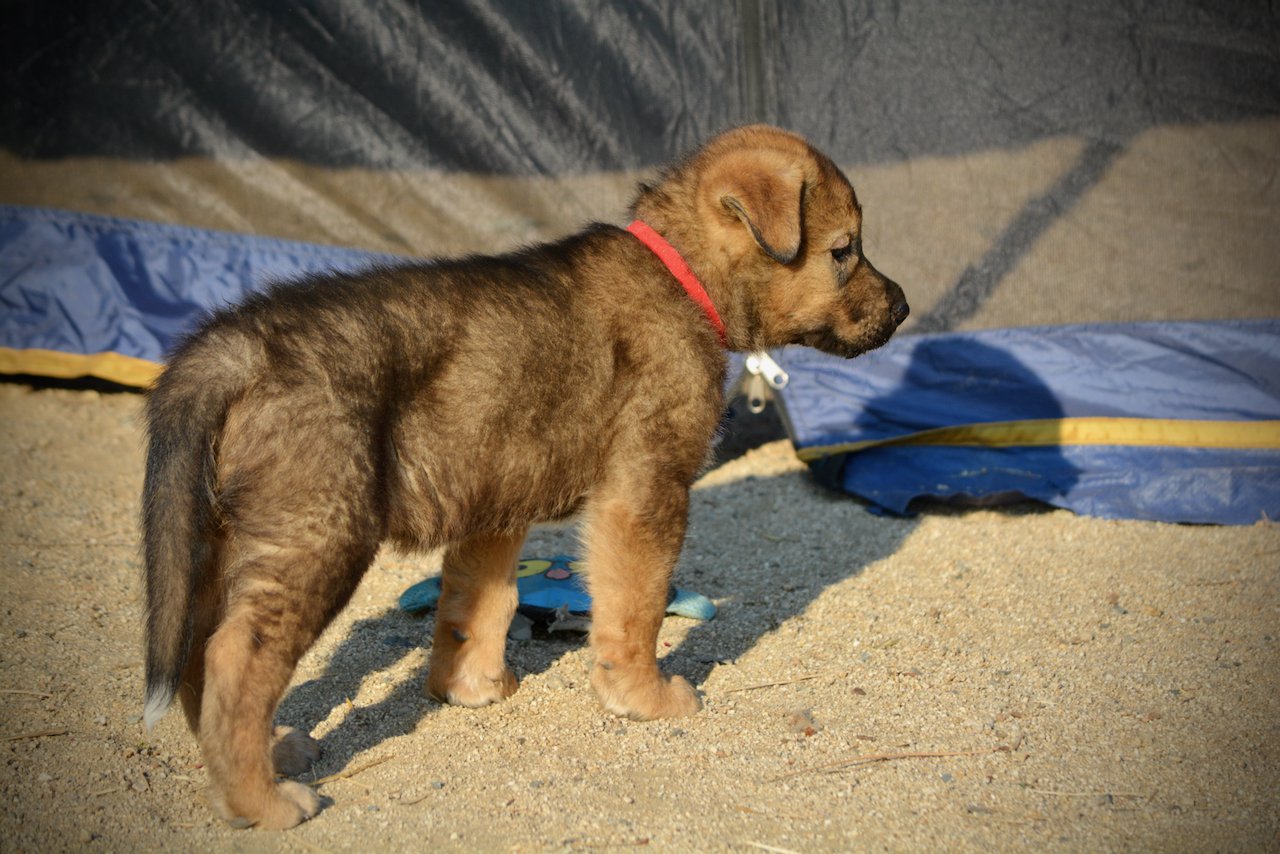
[140,332,249,730]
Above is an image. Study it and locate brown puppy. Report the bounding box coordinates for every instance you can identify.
[141,125,908,829]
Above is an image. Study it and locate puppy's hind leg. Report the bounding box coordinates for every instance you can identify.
[178,557,321,780]
[176,556,225,737]
[199,532,376,830]
[425,528,526,707]
[177,536,300,767]
[582,477,701,720]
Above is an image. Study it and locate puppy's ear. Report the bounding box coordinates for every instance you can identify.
[706,149,805,265]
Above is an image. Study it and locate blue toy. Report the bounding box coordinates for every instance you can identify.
[399,555,716,621]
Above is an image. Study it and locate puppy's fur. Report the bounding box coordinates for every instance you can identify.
[142,125,908,829]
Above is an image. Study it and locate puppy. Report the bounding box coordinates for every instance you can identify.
[141,124,908,828]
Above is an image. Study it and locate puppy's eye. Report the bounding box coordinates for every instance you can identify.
[831,239,854,264]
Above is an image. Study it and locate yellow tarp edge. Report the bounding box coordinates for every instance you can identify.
[6,351,1278,457]
[796,417,1280,462]
[0,347,162,388]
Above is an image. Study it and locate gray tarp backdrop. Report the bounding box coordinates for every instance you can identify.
[2,0,1278,522]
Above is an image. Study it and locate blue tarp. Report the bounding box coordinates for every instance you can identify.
[2,204,1276,525]
[0,204,401,378]
[779,322,1280,525]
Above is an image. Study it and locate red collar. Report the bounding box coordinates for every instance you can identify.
[626,220,727,347]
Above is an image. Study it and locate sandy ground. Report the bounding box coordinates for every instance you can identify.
[1,381,1277,852]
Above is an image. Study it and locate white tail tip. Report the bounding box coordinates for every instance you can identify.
[142,688,173,731]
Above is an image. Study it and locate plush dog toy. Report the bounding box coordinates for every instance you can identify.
[400,555,716,623]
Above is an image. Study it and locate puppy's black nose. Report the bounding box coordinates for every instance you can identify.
[892,300,910,326]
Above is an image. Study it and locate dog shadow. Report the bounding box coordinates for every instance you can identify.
[273,606,436,773]
[272,462,917,784]
[273,594,583,782]
[667,335,1081,689]
[277,339,1079,780]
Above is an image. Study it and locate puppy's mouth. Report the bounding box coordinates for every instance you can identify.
[799,323,899,360]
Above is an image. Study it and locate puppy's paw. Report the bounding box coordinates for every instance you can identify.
[425,666,519,708]
[592,667,702,720]
[256,781,321,830]
[271,726,320,777]
[216,780,321,831]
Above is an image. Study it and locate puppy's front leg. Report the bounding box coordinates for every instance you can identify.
[581,481,701,720]
[425,529,526,707]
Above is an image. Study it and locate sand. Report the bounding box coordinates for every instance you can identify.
[1,381,1276,852]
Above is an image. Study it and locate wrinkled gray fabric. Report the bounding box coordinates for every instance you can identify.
[3,1,1277,172]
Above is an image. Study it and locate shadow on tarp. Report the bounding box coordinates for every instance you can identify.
[806,337,1081,514]
[786,321,1280,525]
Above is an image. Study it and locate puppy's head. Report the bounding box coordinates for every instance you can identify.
[636,125,908,358]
